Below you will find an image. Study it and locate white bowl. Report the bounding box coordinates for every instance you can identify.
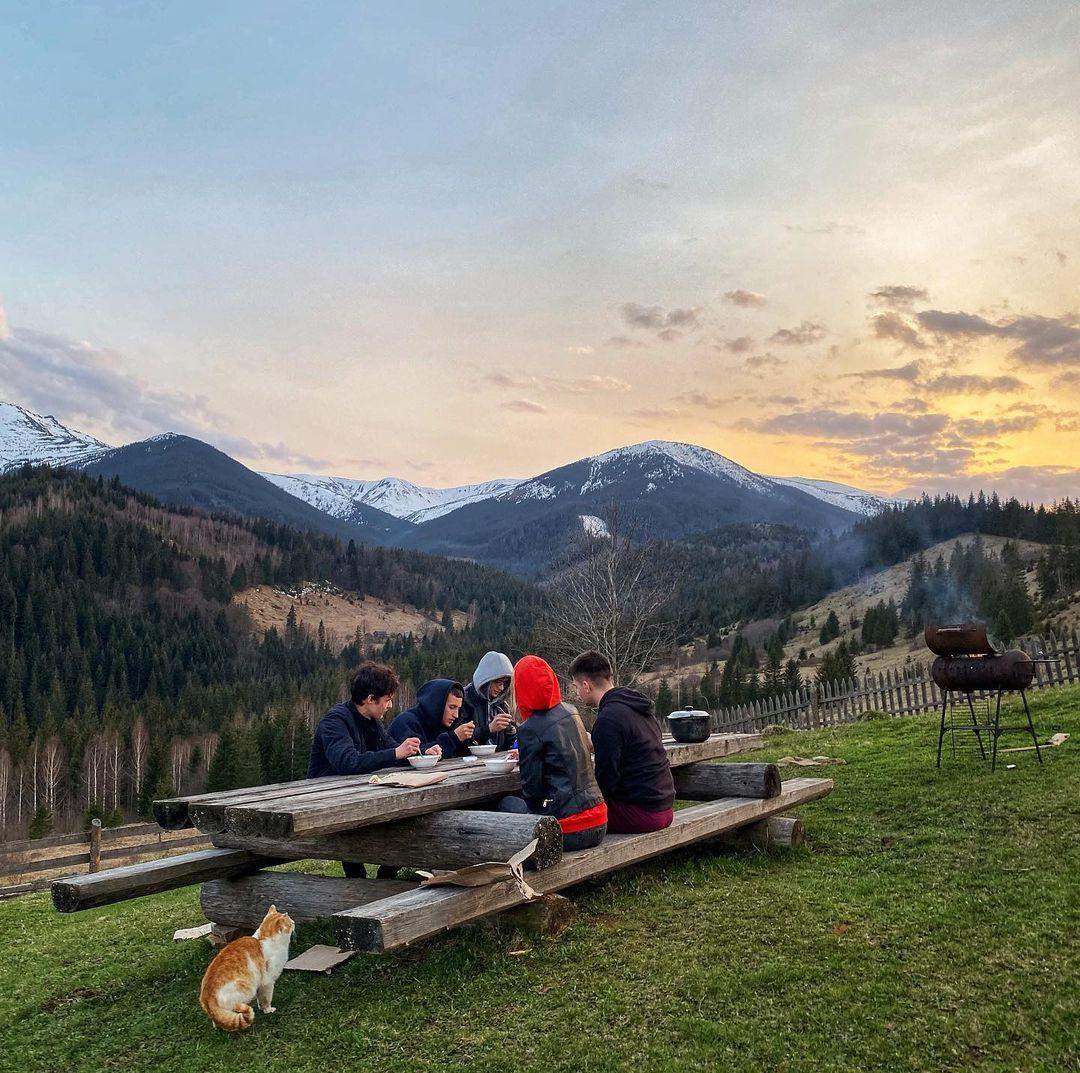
[407,754,440,769]
[469,743,497,757]
[483,757,516,774]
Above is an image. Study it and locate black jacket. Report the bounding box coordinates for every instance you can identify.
[388,679,468,759]
[592,687,675,811]
[517,702,604,821]
[307,701,399,778]
[459,682,516,752]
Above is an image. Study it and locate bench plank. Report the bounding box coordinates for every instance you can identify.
[333,776,833,952]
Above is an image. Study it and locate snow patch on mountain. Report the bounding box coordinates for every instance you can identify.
[767,475,892,516]
[582,440,774,495]
[261,471,522,525]
[0,401,112,472]
[580,514,611,538]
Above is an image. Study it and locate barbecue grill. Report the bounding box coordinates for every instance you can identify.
[925,623,1050,770]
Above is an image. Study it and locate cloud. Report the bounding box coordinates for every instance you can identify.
[630,406,682,421]
[735,402,1056,482]
[745,353,785,369]
[917,309,1080,367]
[869,285,930,311]
[607,334,647,349]
[621,303,701,332]
[845,359,924,382]
[899,465,1080,504]
[783,221,863,235]
[0,324,333,470]
[505,399,546,414]
[0,303,9,341]
[1054,250,1068,266]
[1052,370,1080,391]
[923,373,1027,394]
[722,289,766,308]
[557,374,632,395]
[870,312,926,349]
[768,321,827,346]
[717,336,753,354]
[657,327,682,342]
[486,371,539,389]
[567,345,595,356]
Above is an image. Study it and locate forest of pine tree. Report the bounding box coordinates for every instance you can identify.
[0,466,541,837]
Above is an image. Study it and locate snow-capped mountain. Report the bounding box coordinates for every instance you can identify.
[404,439,871,574]
[767,475,894,517]
[0,401,112,472]
[261,472,522,525]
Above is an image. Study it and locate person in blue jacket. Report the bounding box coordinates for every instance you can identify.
[389,679,472,759]
[308,661,441,881]
[308,661,440,778]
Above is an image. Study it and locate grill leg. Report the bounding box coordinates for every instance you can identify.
[966,694,988,761]
[1021,692,1043,764]
[936,695,949,768]
[990,692,1003,772]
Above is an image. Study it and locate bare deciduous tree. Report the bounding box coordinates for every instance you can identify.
[170,738,191,797]
[540,504,673,685]
[130,716,150,805]
[40,736,67,813]
[0,747,11,834]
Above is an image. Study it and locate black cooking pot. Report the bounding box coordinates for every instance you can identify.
[667,708,711,743]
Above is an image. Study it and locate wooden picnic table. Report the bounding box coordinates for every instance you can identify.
[52,730,837,955]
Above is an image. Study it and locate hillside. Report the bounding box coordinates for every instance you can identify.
[4,694,1077,1073]
[0,467,541,839]
[234,582,471,648]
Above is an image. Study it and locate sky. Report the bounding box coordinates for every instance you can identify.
[1,1,1078,500]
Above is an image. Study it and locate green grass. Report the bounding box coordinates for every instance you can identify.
[2,690,1078,1073]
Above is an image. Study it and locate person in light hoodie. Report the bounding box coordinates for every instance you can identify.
[458,651,517,752]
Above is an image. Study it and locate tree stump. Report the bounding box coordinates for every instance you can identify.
[499,894,577,939]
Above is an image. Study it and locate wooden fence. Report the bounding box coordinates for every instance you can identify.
[0,821,209,898]
[707,630,1080,735]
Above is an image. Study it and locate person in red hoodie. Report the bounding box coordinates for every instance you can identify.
[508,655,608,851]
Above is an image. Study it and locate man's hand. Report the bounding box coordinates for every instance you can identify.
[489,712,512,734]
[453,720,476,743]
[394,737,421,760]
[423,744,442,757]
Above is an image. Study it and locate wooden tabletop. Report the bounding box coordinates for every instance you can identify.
[154,732,763,842]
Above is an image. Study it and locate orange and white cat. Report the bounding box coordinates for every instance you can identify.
[199,905,295,1031]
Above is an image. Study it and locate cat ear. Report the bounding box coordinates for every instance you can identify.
[268,904,277,913]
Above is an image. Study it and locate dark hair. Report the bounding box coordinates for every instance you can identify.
[448,684,464,699]
[569,650,613,684]
[350,661,400,705]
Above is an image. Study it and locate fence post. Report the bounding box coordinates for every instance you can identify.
[89,818,102,874]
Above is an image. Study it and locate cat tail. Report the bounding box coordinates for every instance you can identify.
[205,998,255,1032]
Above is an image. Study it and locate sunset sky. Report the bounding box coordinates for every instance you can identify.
[1,2,1078,499]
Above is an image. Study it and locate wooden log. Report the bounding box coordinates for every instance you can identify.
[201,872,416,930]
[498,894,577,938]
[672,762,781,801]
[714,815,805,852]
[334,777,834,952]
[211,809,564,871]
[50,847,273,913]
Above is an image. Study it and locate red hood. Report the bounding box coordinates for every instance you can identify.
[514,655,561,719]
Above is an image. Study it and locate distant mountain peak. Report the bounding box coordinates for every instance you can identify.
[0,400,111,471]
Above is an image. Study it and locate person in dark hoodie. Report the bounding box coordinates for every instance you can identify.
[569,650,674,834]
[511,654,607,851]
[459,651,516,752]
[389,679,473,760]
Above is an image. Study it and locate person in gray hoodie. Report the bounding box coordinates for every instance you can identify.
[458,651,517,752]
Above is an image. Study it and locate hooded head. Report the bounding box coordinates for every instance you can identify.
[412,679,465,735]
[472,651,514,699]
[513,655,561,719]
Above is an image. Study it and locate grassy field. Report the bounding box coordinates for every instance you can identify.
[2,690,1078,1073]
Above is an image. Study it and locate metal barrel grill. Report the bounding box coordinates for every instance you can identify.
[924,623,1053,770]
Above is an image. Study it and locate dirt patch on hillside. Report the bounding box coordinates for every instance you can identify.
[234,583,469,650]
